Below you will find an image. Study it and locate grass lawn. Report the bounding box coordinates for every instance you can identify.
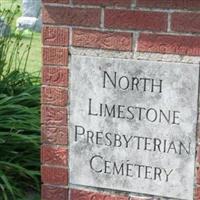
[17,31,41,74]
[1,0,41,74]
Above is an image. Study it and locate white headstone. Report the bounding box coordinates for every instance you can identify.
[16,16,41,32]
[16,0,41,32]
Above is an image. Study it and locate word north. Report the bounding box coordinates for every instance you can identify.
[103,71,163,93]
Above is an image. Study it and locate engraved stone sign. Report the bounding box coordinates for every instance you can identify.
[69,55,199,200]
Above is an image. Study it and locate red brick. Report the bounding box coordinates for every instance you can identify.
[41,145,68,166]
[138,33,200,56]
[41,166,68,185]
[43,26,69,46]
[43,6,100,27]
[197,167,200,185]
[42,126,68,145]
[41,106,67,126]
[73,29,132,51]
[105,10,167,32]
[42,0,69,3]
[172,13,200,33]
[196,145,200,165]
[195,186,200,200]
[42,86,67,106]
[43,47,68,66]
[137,0,200,10]
[198,122,200,141]
[42,67,68,87]
[71,189,128,200]
[73,0,131,7]
[42,185,68,200]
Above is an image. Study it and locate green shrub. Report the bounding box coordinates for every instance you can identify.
[0,2,40,200]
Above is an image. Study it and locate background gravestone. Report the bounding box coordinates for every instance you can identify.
[16,0,41,32]
[22,0,41,17]
[0,17,10,36]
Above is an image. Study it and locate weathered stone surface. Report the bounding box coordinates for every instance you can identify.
[69,55,199,200]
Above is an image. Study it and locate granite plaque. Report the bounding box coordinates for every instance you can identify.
[69,55,199,200]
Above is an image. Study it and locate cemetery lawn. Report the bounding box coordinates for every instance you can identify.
[28,33,41,74]
[2,0,41,74]
[17,32,41,74]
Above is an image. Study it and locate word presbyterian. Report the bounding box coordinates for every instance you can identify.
[75,125,191,156]
[90,155,173,182]
[88,98,180,125]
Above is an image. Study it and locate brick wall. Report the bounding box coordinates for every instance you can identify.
[41,0,200,199]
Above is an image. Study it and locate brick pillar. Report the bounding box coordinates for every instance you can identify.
[41,0,200,199]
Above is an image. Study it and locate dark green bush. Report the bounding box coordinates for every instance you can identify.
[0,2,40,200]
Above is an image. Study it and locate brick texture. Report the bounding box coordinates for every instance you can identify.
[42,0,69,3]
[43,47,68,66]
[41,166,68,185]
[71,189,129,200]
[42,67,68,87]
[73,0,131,6]
[105,10,167,31]
[43,26,69,46]
[195,186,200,200]
[197,146,200,164]
[138,33,200,56]
[171,13,200,33]
[42,185,68,200]
[73,29,132,51]
[41,106,67,126]
[137,0,200,10]
[197,167,200,185]
[42,126,68,145]
[41,145,68,166]
[43,6,100,27]
[42,86,67,106]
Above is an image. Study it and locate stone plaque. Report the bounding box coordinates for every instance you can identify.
[69,55,199,200]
